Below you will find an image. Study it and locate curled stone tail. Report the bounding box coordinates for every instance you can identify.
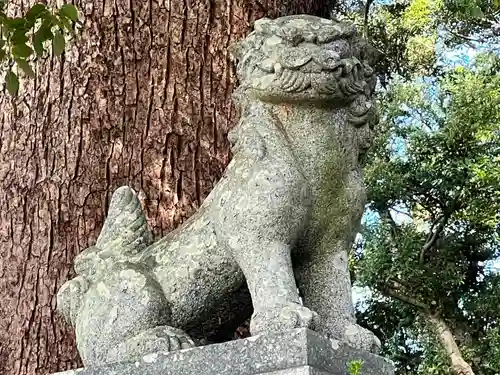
[96,186,153,256]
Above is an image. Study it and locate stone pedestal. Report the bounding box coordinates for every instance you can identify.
[54,329,394,375]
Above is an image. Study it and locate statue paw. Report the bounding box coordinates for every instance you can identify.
[342,323,381,354]
[107,326,196,364]
[250,302,318,335]
[57,275,89,326]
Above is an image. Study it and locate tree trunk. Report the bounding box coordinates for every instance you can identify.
[427,314,475,375]
[0,1,331,374]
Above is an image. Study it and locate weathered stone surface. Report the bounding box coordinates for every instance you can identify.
[53,329,394,375]
[56,14,382,368]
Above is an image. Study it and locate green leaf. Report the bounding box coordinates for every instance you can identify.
[52,30,65,56]
[0,39,4,48]
[32,31,44,56]
[470,6,484,18]
[39,12,60,31]
[11,30,29,44]
[59,16,73,32]
[38,21,54,41]
[12,43,33,58]
[50,15,64,29]
[0,48,5,62]
[59,4,78,22]
[26,4,47,22]
[15,58,35,78]
[5,70,19,95]
[7,17,26,30]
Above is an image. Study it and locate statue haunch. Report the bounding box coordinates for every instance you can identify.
[57,15,381,367]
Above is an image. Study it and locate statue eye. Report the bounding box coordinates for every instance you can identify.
[325,40,350,57]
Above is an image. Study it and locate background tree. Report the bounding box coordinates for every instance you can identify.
[326,1,500,374]
[334,0,500,82]
[2,0,498,374]
[353,55,500,375]
[0,1,331,374]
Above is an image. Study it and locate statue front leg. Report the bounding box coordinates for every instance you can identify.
[296,242,380,353]
[231,239,317,335]
[215,159,318,336]
[296,171,381,353]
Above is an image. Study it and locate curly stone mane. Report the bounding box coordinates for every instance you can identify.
[231,15,379,128]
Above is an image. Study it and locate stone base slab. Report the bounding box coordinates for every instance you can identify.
[54,328,394,375]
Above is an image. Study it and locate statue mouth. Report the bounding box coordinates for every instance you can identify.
[246,57,370,104]
[258,50,359,75]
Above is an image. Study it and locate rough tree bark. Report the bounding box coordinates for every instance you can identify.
[0,1,331,374]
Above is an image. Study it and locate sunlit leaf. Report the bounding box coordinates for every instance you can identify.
[52,30,65,56]
[5,70,19,95]
[15,58,35,78]
[59,4,78,22]
[12,43,33,58]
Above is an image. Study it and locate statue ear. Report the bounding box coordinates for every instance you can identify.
[353,38,382,67]
[96,186,153,255]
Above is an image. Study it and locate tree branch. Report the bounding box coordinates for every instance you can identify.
[383,285,430,311]
[443,25,490,47]
[427,314,476,375]
[363,0,374,39]
[419,214,449,265]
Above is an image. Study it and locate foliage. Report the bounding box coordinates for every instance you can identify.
[0,1,80,95]
[440,0,500,45]
[355,297,424,374]
[336,0,442,81]
[334,0,500,83]
[354,54,500,374]
[347,359,364,375]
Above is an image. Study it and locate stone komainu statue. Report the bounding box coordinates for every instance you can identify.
[57,15,381,367]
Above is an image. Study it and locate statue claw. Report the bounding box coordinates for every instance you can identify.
[341,323,381,354]
[57,275,89,326]
[107,326,196,364]
[250,302,318,335]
